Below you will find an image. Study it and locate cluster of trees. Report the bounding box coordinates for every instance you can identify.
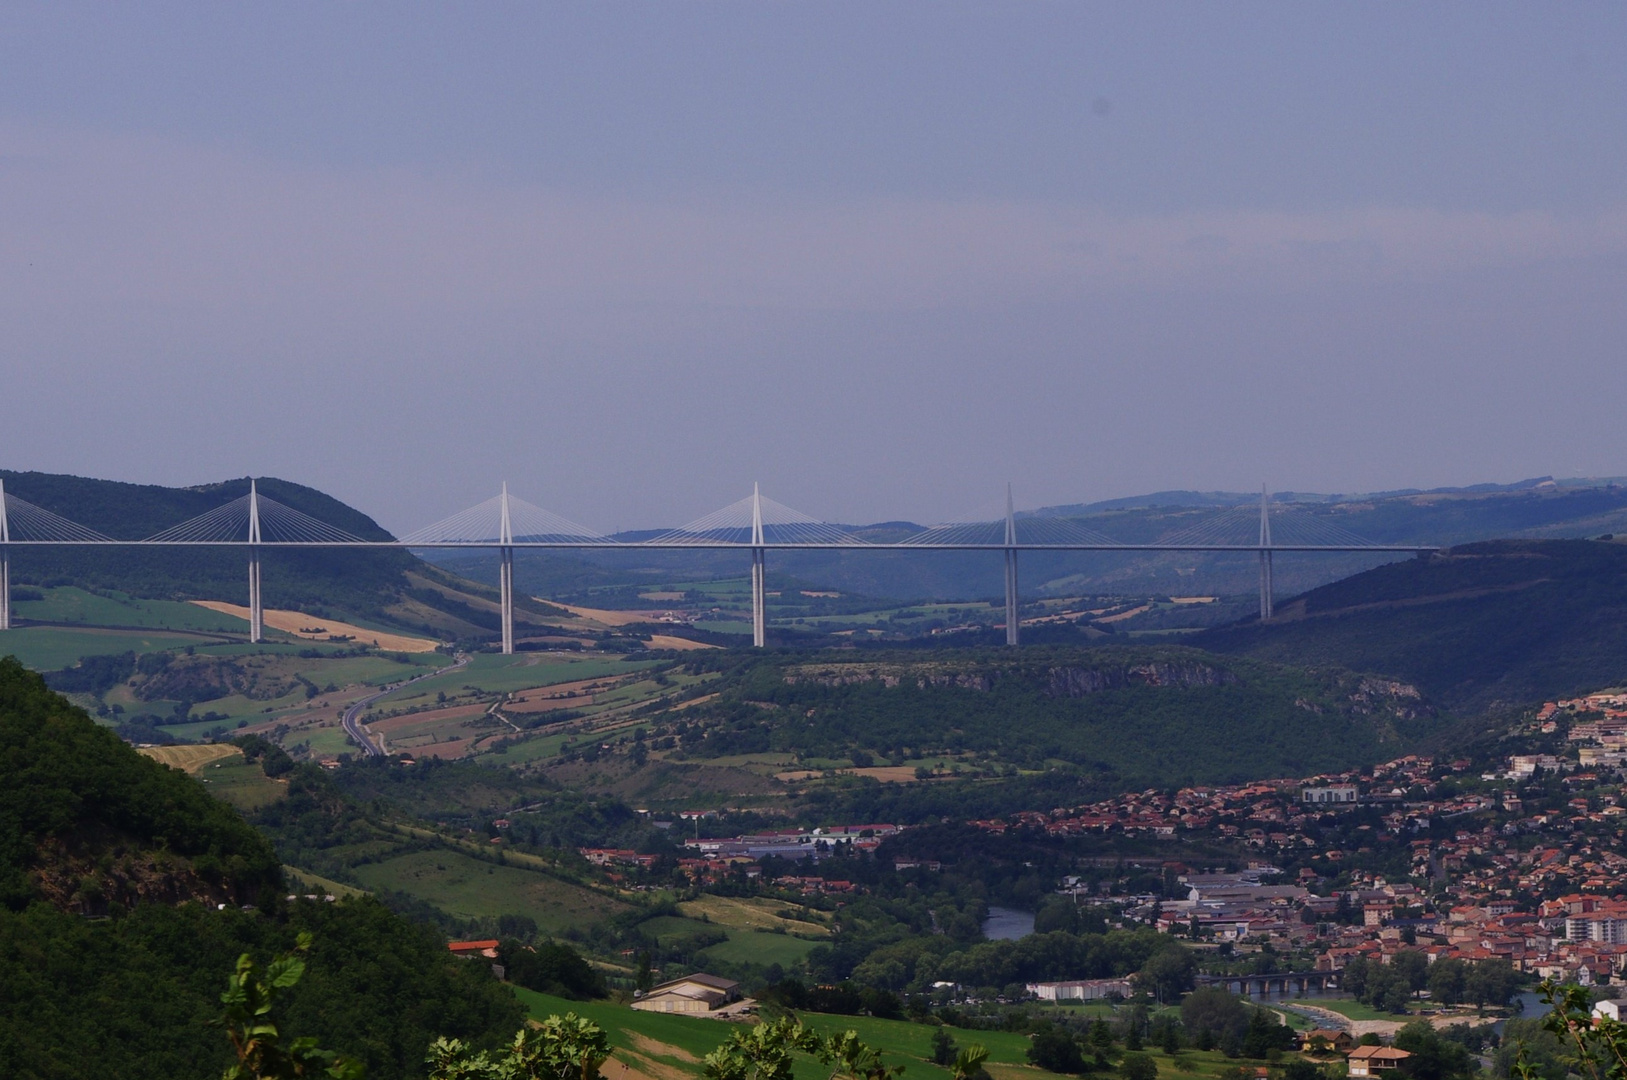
[1343,953,1518,1014]
[1178,988,1298,1058]
[497,939,607,1000]
[760,978,905,1020]
[1018,989,1294,1075]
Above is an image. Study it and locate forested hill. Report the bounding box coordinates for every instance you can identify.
[659,645,1440,815]
[0,469,561,642]
[0,655,280,910]
[1198,539,1627,712]
[0,657,524,1079]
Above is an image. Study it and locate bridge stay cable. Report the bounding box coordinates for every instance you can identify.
[0,481,119,630]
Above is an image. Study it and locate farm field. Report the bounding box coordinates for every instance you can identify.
[676,893,829,937]
[0,627,220,669]
[14,586,250,633]
[348,848,631,933]
[137,743,241,772]
[376,653,663,708]
[371,701,507,759]
[191,601,441,652]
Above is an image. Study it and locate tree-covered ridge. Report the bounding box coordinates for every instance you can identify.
[669,646,1436,787]
[1199,539,1627,710]
[0,656,282,911]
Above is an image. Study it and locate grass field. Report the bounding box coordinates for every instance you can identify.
[0,627,222,670]
[283,865,368,899]
[511,990,1037,1080]
[192,754,288,810]
[15,587,250,632]
[692,620,754,635]
[348,848,631,932]
[698,929,820,967]
[1285,998,1401,1021]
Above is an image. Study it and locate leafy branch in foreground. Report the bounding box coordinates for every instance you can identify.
[426,1013,610,1080]
[702,1016,921,1080]
[216,932,363,1080]
[1514,980,1627,1080]
[703,1016,823,1080]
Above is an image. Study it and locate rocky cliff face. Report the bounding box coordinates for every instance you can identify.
[1044,661,1240,697]
[784,658,1243,697]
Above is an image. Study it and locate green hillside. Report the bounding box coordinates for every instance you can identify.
[1197,539,1627,711]
[0,658,525,1078]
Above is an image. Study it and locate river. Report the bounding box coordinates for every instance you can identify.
[983,905,1035,941]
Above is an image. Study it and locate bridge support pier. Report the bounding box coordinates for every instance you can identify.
[2,476,12,630]
[497,483,515,655]
[1258,550,1273,621]
[750,484,766,648]
[1258,484,1274,622]
[499,545,514,655]
[1004,484,1019,645]
[247,480,264,643]
[248,549,263,643]
[1005,549,1019,646]
[751,547,766,648]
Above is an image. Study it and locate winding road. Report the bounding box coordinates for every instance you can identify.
[341,653,468,757]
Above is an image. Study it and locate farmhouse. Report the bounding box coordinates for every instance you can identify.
[447,939,500,959]
[1347,1046,1410,1077]
[1301,1030,1355,1053]
[630,973,741,1014]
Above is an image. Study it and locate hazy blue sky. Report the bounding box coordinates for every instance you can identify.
[2,4,1624,534]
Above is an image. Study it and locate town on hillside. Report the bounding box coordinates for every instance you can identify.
[576,690,1627,994]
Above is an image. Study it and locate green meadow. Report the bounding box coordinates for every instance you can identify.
[0,627,218,669]
[349,848,631,933]
[13,586,250,632]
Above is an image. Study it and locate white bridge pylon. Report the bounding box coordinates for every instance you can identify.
[400,485,613,654]
[900,486,1121,645]
[1154,490,1390,621]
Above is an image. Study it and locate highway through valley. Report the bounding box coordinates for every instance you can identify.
[341,653,468,757]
